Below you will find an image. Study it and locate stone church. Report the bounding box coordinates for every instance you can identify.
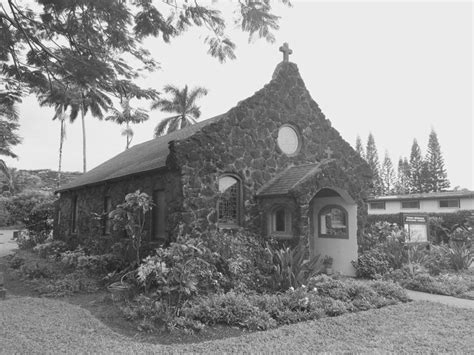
[56,44,372,275]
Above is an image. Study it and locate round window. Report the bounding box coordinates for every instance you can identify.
[277,125,300,156]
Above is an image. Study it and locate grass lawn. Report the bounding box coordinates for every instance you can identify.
[1,297,472,353]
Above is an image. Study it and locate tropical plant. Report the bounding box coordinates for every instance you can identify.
[137,236,217,308]
[106,97,149,149]
[151,85,208,137]
[109,190,152,265]
[265,238,321,291]
[447,242,473,271]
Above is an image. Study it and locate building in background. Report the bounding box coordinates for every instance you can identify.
[367,191,474,215]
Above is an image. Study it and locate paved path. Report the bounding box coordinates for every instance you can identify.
[0,230,17,258]
[407,290,474,309]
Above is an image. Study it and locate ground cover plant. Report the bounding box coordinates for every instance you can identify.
[121,273,409,332]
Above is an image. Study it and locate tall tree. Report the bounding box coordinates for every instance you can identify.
[54,107,67,188]
[425,129,450,191]
[151,85,208,137]
[408,139,429,193]
[395,157,410,194]
[365,133,382,194]
[106,98,149,149]
[39,83,112,172]
[380,151,395,195]
[355,135,365,159]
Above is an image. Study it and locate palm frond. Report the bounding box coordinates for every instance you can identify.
[154,115,180,137]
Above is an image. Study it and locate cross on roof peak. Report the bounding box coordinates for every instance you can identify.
[325,147,333,159]
[279,42,292,62]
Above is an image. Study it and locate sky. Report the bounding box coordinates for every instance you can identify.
[5,0,473,190]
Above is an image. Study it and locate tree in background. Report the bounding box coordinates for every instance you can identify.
[53,107,67,188]
[425,129,450,191]
[408,139,429,193]
[151,85,208,137]
[395,157,410,194]
[106,98,149,149]
[380,151,395,195]
[0,88,21,159]
[39,83,112,172]
[365,133,382,194]
[355,135,365,159]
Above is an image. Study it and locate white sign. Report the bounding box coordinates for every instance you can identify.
[404,223,428,243]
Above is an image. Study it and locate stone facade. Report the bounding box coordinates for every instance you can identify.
[56,60,371,248]
[57,170,182,242]
[170,62,371,237]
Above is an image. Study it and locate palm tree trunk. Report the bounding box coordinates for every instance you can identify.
[58,119,65,188]
[81,106,87,173]
[126,120,130,149]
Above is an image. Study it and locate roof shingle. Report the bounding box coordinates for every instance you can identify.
[57,114,224,192]
[257,163,322,197]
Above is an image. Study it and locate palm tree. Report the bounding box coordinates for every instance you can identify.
[53,106,67,188]
[39,84,111,173]
[105,98,149,149]
[0,163,23,194]
[151,85,208,137]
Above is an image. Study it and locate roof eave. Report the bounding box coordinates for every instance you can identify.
[55,166,172,194]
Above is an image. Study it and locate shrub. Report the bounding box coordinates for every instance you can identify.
[33,240,68,259]
[4,190,54,225]
[136,236,220,312]
[352,248,392,279]
[59,247,125,275]
[33,270,100,297]
[200,230,273,292]
[0,196,13,226]
[359,221,402,252]
[18,260,55,279]
[386,270,472,297]
[24,199,55,236]
[8,254,25,269]
[13,230,37,250]
[369,280,410,302]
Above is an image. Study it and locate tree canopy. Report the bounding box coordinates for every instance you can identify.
[1,0,291,100]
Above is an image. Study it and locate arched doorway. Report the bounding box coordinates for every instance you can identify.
[310,187,358,276]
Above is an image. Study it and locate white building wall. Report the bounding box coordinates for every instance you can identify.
[312,196,358,276]
[368,197,474,215]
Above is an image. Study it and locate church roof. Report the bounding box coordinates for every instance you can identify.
[257,163,323,197]
[57,114,224,192]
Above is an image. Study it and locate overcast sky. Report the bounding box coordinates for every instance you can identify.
[5,0,473,190]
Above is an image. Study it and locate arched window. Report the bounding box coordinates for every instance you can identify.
[268,205,292,238]
[318,205,348,239]
[217,175,241,227]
